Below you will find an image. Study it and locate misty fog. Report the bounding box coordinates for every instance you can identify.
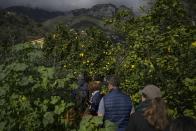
[0,0,154,14]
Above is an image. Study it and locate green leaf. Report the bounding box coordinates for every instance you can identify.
[54,102,65,115]
[91,116,103,125]
[50,96,60,105]
[27,50,44,61]
[104,120,117,131]
[19,76,32,86]
[38,67,55,79]
[0,99,5,106]
[0,85,9,97]
[0,121,6,130]
[12,43,33,52]
[47,68,55,79]
[43,112,54,127]
[55,79,66,88]
[66,102,75,108]
[13,63,28,72]
[0,71,6,81]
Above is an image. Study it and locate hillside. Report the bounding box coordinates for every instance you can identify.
[0,4,127,47]
[71,4,117,18]
[1,1,193,47]
[43,4,132,33]
[4,6,64,22]
[43,15,113,32]
[0,11,44,46]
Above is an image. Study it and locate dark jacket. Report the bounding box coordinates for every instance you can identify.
[126,112,157,131]
[104,89,132,131]
[89,91,103,115]
[78,82,89,98]
[135,100,151,112]
[126,100,169,131]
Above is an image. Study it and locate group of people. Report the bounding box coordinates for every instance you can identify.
[76,74,196,131]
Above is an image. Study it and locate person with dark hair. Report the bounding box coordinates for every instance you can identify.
[88,81,103,116]
[77,73,89,98]
[126,85,168,131]
[170,116,196,131]
[98,75,132,131]
[72,73,89,112]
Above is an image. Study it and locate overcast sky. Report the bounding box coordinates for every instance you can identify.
[0,0,153,14]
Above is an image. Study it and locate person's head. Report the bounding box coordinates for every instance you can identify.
[93,74,104,82]
[89,81,101,92]
[170,116,196,131]
[144,97,168,130]
[77,72,90,83]
[107,75,120,91]
[77,74,85,85]
[140,84,161,102]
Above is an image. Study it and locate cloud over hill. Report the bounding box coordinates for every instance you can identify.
[0,0,153,14]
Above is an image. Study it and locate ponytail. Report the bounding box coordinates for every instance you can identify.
[144,97,168,131]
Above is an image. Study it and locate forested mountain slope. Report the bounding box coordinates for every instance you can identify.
[0,11,44,46]
[4,6,64,22]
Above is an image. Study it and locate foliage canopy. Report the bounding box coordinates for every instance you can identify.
[0,0,195,130]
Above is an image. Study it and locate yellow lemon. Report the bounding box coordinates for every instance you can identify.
[53,34,56,38]
[168,47,171,52]
[80,53,84,57]
[192,41,196,47]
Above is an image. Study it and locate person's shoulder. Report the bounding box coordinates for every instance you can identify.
[130,111,146,123]
[94,92,103,99]
[131,111,143,117]
[98,92,104,98]
[104,91,112,97]
[127,112,145,130]
[119,90,130,96]
[121,92,132,100]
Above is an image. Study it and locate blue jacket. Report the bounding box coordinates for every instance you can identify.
[104,89,132,131]
[89,91,103,115]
